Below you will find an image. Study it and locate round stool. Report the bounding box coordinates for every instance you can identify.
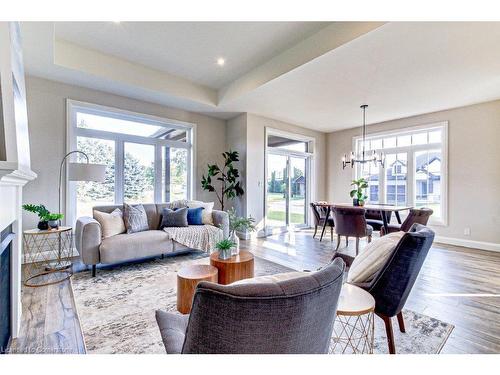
[209,250,254,285]
[177,264,218,314]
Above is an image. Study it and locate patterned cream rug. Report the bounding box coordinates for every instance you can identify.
[71,252,453,354]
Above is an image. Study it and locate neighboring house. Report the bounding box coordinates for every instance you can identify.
[366,152,441,204]
[292,175,306,197]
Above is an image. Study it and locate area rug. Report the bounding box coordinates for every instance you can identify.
[71,252,453,354]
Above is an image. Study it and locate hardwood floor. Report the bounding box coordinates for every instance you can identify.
[9,229,500,354]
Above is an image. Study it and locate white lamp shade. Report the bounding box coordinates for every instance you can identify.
[68,162,107,182]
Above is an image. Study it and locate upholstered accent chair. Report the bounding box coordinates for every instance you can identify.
[380,208,433,236]
[332,206,372,255]
[333,224,435,354]
[365,209,392,231]
[310,203,335,241]
[155,258,345,354]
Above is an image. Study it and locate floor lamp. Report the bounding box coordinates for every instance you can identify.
[54,151,106,269]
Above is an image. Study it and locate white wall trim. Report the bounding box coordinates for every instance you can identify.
[435,236,500,253]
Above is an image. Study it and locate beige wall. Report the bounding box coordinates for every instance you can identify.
[226,113,248,215]
[327,100,500,246]
[245,113,327,230]
[23,76,226,229]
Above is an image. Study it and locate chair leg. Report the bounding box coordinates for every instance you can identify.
[345,236,349,246]
[335,234,341,251]
[355,237,360,255]
[313,225,318,238]
[380,314,396,354]
[368,235,372,243]
[397,312,406,333]
[91,265,96,277]
[330,226,334,242]
[320,225,327,242]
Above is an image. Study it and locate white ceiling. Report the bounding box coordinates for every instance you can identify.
[19,22,500,132]
[54,22,329,89]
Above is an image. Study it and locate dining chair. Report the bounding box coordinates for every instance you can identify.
[332,224,435,354]
[380,208,433,236]
[332,206,373,255]
[310,203,334,241]
[365,209,392,231]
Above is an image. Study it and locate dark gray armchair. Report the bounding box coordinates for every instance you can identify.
[156,258,345,354]
[333,224,435,354]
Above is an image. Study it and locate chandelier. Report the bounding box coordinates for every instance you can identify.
[342,105,385,169]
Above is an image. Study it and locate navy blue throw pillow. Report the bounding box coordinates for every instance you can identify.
[186,207,204,225]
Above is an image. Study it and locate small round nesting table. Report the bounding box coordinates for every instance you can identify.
[330,283,375,354]
[177,264,218,314]
[209,250,254,285]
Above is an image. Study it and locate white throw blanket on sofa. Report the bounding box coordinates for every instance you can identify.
[162,225,223,253]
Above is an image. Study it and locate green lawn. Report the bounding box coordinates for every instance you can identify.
[267,210,304,224]
[267,192,304,201]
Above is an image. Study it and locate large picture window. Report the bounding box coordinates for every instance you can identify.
[355,122,447,225]
[67,100,194,222]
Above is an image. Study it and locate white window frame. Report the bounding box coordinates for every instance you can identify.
[353,121,448,226]
[264,127,316,233]
[66,99,196,225]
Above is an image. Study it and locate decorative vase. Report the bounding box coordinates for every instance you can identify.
[230,232,240,255]
[48,220,59,229]
[353,198,359,206]
[218,248,232,260]
[37,221,49,230]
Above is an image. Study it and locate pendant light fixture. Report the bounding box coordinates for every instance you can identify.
[342,104,385,169]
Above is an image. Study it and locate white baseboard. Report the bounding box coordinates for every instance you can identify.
[434,236,500,252]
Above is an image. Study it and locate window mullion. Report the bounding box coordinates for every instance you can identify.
[154,145,162,203]
[115,140,124,204]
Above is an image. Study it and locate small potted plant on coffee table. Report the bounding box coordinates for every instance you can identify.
[350,178,368,207]
[215,238,236,260]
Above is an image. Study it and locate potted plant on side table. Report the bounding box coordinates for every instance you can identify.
[350,178,368,207]
[22,204,51,230]
[227,208,256,255]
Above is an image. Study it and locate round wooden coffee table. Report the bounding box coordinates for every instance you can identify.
[330,283,375,354]
[177,264,218,314]
[209,250,254,285]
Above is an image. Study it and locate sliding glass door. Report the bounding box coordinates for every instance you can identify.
[265,130,312,233]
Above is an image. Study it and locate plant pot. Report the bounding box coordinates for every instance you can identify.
[48,220,59,229]
[37,221,49,230]
[218,248,232,260]
[359,200,365,207]
[230,232,240,255]
[353,198,359,206]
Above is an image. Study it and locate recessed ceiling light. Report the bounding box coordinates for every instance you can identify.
[112,21,121,24]
[216,58,225,66]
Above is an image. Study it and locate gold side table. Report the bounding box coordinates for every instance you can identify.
[23,226,73,287]
[330,283,375,354]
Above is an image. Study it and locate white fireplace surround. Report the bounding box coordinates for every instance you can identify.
[0,165,36,338]
[1,22,37,339]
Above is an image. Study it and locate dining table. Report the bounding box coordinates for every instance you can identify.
[315,202,413,238]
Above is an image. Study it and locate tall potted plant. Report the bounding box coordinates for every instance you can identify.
[350,178,368,206]
[201,150,244,211]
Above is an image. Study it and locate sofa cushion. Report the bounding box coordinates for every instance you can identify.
[187,200,214,225]
[347,231,405,283]
[160,208,189,228]
[93,208,125,239]
[99,230,173,264]
[123,203,149,234]
[187,207,204,225]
